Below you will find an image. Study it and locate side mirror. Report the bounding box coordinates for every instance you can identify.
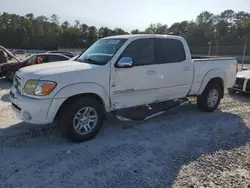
[117,57,133,68]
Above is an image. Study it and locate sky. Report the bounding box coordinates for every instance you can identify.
[1,0,250,31]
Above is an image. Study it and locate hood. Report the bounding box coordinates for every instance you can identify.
[237,70,250,79]
[0,46,20,63]
[0,60,18,67]
[18,60,100,77]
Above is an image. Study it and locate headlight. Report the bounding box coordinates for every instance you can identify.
[24,80,57,96]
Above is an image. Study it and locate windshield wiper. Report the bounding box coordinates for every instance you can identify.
[83,58,99,63]
[74,58,84,62]
[75,58,100,65]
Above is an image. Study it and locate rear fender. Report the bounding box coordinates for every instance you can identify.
[197,69,225,95]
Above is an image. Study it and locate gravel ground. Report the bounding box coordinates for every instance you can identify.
[1,78,250,188]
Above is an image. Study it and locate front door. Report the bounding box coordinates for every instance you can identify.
[110,38,159,109]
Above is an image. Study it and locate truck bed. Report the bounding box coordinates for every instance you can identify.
[188,56,237,96]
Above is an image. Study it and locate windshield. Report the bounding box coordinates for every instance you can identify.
[76,38,127,65]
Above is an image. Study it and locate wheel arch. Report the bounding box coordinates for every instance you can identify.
[197,69,225,98]
[51,82,111,121]
[54,93,106,121]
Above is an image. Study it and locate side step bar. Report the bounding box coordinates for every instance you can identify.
[115,98,190,122]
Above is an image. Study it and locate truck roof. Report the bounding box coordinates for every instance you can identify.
[103,34,184,40]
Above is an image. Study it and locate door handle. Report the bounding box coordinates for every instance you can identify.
[146,70,156,75]
[183,67,190,71]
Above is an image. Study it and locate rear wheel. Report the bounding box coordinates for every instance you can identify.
[197,83,222,112]
[58,97,104,142]
[6,71,16,81]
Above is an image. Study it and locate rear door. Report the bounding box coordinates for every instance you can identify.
[153,38,194,100]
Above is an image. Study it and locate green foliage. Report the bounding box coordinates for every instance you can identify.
[0,10,250,50]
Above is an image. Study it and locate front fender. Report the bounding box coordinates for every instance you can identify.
[53,82,110,111]
[197,69,226,95]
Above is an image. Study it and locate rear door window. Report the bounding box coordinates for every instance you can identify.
[155,38,186,64]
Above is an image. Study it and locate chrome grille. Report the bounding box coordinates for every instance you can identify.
[13,75,21,92]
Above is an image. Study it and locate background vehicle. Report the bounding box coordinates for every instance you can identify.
[10,34,237,142]
[228,69,250,94]
[0,49,8,64]
[46,51,74,58]
[0,53,70,81]
[14,50,25,54]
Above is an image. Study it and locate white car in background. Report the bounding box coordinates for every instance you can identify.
[228,69,250,94]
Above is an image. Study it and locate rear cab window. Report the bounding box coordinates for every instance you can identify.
[155,38,186,64]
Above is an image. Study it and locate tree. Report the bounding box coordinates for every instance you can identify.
[169,21,189,35]
[50,14,59,25]
[98,27,113,38]
[74,20,80,29]
[61,21,70,28]
[131,29,142,34]
[144,23,168,34]
[36,16,48,22]
[196,11,214,24]
[25,13,34,20]
[80,23,88,32]
[0,10,249,51]
[112,28,128,35]
[87,26,98,47]
[219,10,235,23]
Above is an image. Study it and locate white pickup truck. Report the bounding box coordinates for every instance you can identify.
[10,34,237,142]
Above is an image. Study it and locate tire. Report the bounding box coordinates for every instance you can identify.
[227,88,236,95]
[6,71,16,81]
[197,83,222,112]
[58,97,104,142]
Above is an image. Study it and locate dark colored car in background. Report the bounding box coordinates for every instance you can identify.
[0,52,70,81]
[0,50,8,63]
[46,51,74,58]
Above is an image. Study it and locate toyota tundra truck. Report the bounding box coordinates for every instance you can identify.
[9,34,237,142]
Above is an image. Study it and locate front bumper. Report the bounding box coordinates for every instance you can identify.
[230,77,250,93]
[9,86,65,124]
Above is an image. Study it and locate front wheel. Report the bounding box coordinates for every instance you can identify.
[58,97,104,142]
[197,83,222,112]
[6,71,16,81]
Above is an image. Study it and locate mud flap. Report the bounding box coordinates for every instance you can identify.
[114,98,190,122]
